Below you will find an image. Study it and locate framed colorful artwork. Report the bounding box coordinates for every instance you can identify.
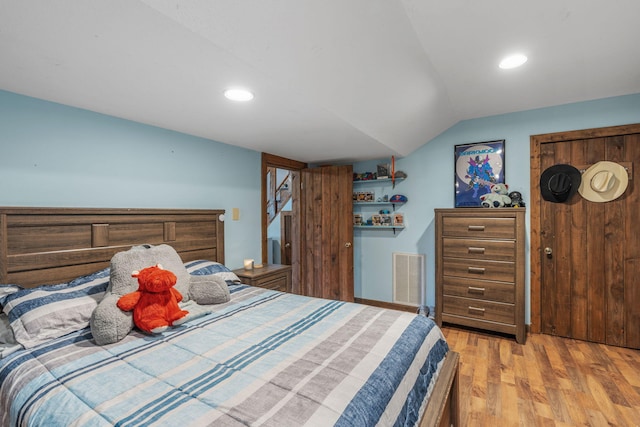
[454,140,505,207]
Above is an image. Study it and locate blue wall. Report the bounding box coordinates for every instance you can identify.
[354,93,640,322]
[3,88,640,320]
[0,90,262,270]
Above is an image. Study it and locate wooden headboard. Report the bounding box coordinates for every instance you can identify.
[0,207,225,288]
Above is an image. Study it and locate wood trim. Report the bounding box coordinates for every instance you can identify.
[420,351,460,427]
[530,123,640,143]
[261,153,307,294]
[529,123,640,334]
[0,212,7,284]
[91,224,109,247]
[163,221,176,242]
[355,297,419,313]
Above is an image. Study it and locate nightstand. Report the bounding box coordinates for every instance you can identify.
[232,264,292,293]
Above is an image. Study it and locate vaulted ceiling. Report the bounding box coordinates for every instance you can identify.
[2,1,639,163]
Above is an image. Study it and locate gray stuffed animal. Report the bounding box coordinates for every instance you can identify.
[90,244,230,345]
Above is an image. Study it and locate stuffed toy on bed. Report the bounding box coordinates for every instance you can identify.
[90,244,231,345]
[117,264,189,333]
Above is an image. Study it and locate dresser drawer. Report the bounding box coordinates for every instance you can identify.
[254,275,289,292]
[232,264,292,293]
[442,276,515,303]
[443,295,514,324]
[443,258,515,282]
[442,217,515,239]
[442,238,515,262]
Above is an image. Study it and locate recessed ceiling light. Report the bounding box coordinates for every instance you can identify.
[224,88,254,101]
[499,54,528,69]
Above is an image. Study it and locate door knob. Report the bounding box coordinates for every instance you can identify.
[544,247,553,257]
[285,243,291,248]
[345,242,352,248]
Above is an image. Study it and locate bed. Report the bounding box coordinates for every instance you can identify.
[0,207,459,427]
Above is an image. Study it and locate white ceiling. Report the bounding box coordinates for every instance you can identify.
[1,1,639,163]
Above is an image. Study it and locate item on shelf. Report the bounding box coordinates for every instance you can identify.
[353,172,376,181]
[393,213,404,226]
[371,214,382,226]
[354,191,374,202]
[377,164,390,179]
[389,194,407,203]
[380,214,392,226]
[508,191,525,207]
[479,183,511,208]
[354,214,362,225]
[394,171,407,179]
[379,209,390,215]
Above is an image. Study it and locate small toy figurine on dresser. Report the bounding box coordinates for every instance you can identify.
[508,191,526,207]
[480,183,512,208]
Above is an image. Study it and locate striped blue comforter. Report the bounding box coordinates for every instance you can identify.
[0,285,448,427]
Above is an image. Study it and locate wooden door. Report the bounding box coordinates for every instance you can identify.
[300,165,354,301]
[280,210,292,265]
[530,124,640,349]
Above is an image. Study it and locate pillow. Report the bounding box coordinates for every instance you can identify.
[90,249,235,346]
[0,313,21,359]
[0,313,16,344]
[184,260,234,305]
[1,268,109,348]
[108,244,192,300]
[185,260,241,283]
[0,284,20,305]
[91,244,195,346]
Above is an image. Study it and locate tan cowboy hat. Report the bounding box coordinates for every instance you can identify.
[578,161,629,202]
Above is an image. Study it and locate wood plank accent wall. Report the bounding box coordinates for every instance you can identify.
[0,207,225,287]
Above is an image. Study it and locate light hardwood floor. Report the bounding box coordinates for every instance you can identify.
[441,326,640,426]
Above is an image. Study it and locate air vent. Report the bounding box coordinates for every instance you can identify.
[392,252,425,306]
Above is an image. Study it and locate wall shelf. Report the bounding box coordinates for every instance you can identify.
[353,177,405,185]
[353,174,406,235]
[354,224,404,234]
[353,201,405,209]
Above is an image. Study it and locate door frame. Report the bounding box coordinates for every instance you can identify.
[529,123,640,334]
[261,153,307,293]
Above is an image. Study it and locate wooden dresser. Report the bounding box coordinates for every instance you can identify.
[232,264,292,293]
[435,208,526,343]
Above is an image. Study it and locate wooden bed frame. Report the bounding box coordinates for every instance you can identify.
[0,206,459,426]
[0,207,225,287]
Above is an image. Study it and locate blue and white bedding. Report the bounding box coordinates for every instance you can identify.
[0,265,448,427]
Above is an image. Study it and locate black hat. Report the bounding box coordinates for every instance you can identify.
[540,164,582,203]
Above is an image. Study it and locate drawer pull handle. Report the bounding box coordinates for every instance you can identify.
[468,306,486,313]
[468,247,485,254]
[468,225,485,232]
[468,286,485,293]
[468,267,485,274]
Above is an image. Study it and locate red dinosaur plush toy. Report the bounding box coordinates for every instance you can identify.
[117,264,189,334]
